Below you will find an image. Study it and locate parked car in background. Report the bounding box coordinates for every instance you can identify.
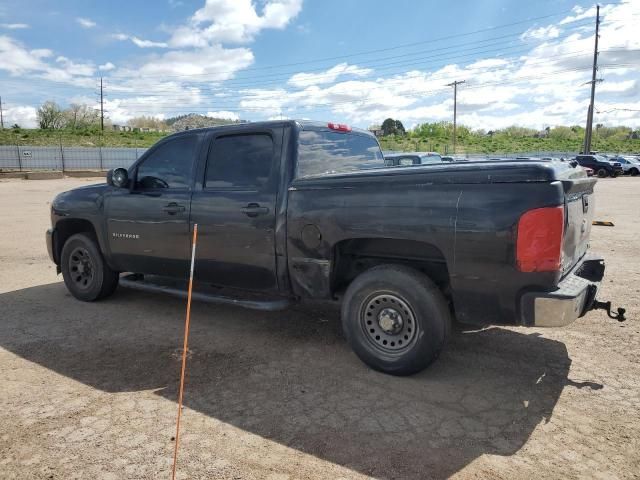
[574,154,623,178]
[608,156,640,176]
[441,156,468,162]
[384,151,442,167]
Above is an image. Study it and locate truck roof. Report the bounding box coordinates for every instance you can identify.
[385,152,441,157]
[166,119,374,138]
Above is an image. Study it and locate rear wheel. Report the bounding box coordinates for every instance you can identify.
[597,168,609,178]
[341,264,450,376]
[61,233,119,301]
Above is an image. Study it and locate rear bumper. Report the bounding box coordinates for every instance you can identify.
[520,255,604,327]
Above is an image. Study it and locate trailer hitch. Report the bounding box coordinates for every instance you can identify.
[591,300,626,322]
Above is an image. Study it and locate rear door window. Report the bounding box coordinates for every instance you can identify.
[205,134,274,189]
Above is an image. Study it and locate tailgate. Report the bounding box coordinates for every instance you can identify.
[561,177,597,276]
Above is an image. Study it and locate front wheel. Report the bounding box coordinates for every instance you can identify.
[341,265,451,376]
[597,168,609,178]
[61,233,119,301]
[630,168,639,176]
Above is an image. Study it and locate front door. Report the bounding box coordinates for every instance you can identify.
[190,129,281,292]
[105,132,203,277]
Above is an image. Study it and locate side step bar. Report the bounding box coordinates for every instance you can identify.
[119,274,294,311]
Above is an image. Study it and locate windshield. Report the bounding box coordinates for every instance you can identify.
[297,130,384,177]
[594,155,609,162]
[421,154,442,163]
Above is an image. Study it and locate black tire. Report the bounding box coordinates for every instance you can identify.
[341,264,451,376]
[631,168,639,176]
[61,233,119,301]
[597,168,608,178]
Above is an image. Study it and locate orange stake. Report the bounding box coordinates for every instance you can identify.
[171,223,198,480]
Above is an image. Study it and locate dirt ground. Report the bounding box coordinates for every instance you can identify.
[0,176,638,480]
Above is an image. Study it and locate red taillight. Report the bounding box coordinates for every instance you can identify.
[516,206,564,272]
[328,122,351,132]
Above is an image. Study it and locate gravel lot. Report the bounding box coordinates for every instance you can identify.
[0,176,638,480]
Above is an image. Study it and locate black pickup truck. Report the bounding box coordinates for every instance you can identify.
[46,120,624,375]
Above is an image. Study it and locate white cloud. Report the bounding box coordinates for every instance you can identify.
[207,110,240,120]
[169,0,302,47]
[134,44,254,78]
[76,17,96,29]
[598,80,638,96]
[520,25,561,41]
[0,23,29,29]
[0,35,96,88]
[288,63,373,88]
[112,33,168,48]
[99,62,116,71]
[131,36,168,48]
[55,56,95,76]
[4,0,640,131]
[0,35,51,74]
[4,105,38,128]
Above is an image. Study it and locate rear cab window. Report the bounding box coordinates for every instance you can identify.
[296,129,384,178]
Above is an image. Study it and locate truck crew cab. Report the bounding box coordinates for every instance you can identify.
[46,120,625,375]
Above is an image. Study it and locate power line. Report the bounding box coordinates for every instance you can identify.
[107,21,597,90]
[104,65,604,114]
[597,108,640,113]
[99,45,610,102]
[106,8,595,80]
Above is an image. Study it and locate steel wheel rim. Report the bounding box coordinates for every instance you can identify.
[360,292,418,353]
[69,247,95,290]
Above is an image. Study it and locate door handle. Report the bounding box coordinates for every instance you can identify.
[162,202,186,215]
[241,203,269,217]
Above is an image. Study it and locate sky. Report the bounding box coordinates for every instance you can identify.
[0,0,639,130]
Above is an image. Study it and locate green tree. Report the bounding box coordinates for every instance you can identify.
[37,101,65,129]
[64,104,100,130]
[381,118,397,136]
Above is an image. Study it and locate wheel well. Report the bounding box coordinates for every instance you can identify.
[55,218,97,262]
[332,238,451,296]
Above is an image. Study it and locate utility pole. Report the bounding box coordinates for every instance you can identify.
[583,5,600,154]
[0,95,4,129]
[100,77,104,132]
[446,80,465,154]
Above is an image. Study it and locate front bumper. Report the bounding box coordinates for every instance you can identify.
[520,255,604,327]
[46,228,58,265]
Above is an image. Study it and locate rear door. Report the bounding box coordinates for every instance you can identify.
[190,127,282,292]
[105,132,203,277]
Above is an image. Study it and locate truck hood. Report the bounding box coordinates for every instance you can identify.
[52,183,109,214]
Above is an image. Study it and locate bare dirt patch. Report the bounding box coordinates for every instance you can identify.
[0,176,638,479]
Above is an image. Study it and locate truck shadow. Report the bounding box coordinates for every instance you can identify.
[0,283,591,479]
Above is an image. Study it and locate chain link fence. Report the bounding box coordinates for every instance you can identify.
[0,145,148,171]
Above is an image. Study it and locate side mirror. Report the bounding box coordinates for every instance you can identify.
[107,168,129,188]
